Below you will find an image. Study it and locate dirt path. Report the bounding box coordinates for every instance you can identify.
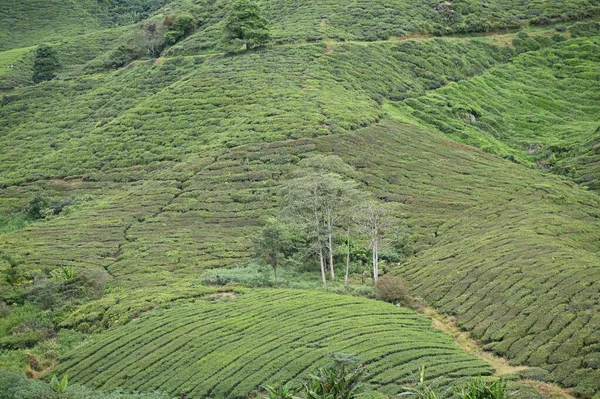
[422,306,577,399]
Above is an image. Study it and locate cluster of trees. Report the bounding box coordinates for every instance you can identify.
[223,0,270,49]
[254,156,401,285]
[30,0,270,82]
[32,45,61,84]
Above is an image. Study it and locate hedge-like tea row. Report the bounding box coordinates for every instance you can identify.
[392,37,600,191]
[58,290,492,398]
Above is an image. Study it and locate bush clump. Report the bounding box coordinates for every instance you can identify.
[374,275,410,305]
[0,370,175,399]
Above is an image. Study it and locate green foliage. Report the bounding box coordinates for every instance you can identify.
[223,0,270,48]
[1,253,24,287]
[51,266,77,282]
[263,382,301,399]
[0,1,599,397]
[0,370,175,399]
[32,44,61,83]
[202,263,272,287]
[454,378,513,399]
[171,0,600,53]
[391,37,600,191]
[25,268,109,310]
[50,374,69,394]
[164,13,196,45]
[253,217,295,283]
[303,354,365,399]
[26,194,73,219]
[400,367,440,399]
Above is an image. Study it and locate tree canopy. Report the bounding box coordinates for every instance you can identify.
[32,44,61,83]
[223,0,270,49]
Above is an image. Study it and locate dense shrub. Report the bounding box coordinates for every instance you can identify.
[32,44,61,84]
[202,263,271,287]
[25,269,109,310]
[164,13,196,45]
[223,0,270,48]
[454,378,513,399]
[300,353,365,399]
[0,370,175,399]
[374,275,409,304]
[26,195,73,220]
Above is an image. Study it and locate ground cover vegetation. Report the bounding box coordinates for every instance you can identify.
[0,354,519,399]
[0,1,599,398]
[0,0,174,52]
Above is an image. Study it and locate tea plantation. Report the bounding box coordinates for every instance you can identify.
[57,290,492,397]
[0,0,599,398]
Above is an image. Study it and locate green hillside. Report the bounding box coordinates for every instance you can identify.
[165,0,600,54]
[0,0,102,51]
[0,0,599,398]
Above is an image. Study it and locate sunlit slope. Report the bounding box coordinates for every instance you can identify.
[389,36,600,191]
[0,38,511,186]
[2,0,599,54]
[58,290,492,398]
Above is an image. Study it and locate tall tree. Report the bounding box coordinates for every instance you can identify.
[281,172,362,284]
[355,202,390,282]
[32,44,61,83]
[253,217,291,285]
[223,0,270,49]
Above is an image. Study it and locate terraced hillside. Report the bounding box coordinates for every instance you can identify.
[58,290,492,397]
[0,0,172,51]
[3,118,599,395]
[1,0,600,398]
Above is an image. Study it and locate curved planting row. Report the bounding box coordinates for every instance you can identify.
[59,290,491,398]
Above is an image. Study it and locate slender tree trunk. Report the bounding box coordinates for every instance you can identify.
[371,239,375,281]
[313,191,326,285]
[272,252,278,286]
[319,247,326,285]
[328,230,335,281]
[344,226,350,285]
[373,237,379,282]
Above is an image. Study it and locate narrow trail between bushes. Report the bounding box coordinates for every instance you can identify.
[422,306,577,399]
[146,23,561,63]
